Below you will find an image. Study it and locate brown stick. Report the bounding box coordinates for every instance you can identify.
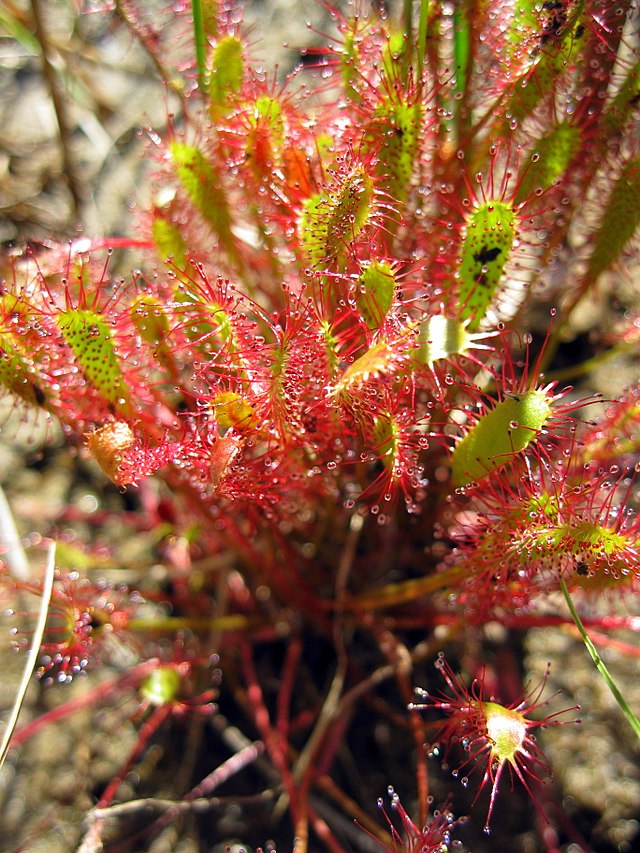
[29,0,85,223]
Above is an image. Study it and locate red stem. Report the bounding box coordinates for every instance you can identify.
[240,642,300,820]
[98,703,173,808]
[11,660,158,749]
[277,634,303,741]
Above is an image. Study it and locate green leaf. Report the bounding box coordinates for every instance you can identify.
[451,388,552,486]
[169,143,239,267]
[57,309,131,413]
[208,35,244,116]
[0,337,47,407]
[357,261,396,329]
[585,158,640,284]
[515,122,581,204]
[299,164,375,269]
[458,201,517,330]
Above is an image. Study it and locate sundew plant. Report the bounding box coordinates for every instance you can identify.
[0,0,639,851]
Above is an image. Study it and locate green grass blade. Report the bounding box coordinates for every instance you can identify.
[0,542,56,771]
[191,0,207,93]
[403,0,412,38]
[452,2,470,144]
[452,4,469,98]
[416,0,429,81]
[560,576,640,740]
[0,10,40,54]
